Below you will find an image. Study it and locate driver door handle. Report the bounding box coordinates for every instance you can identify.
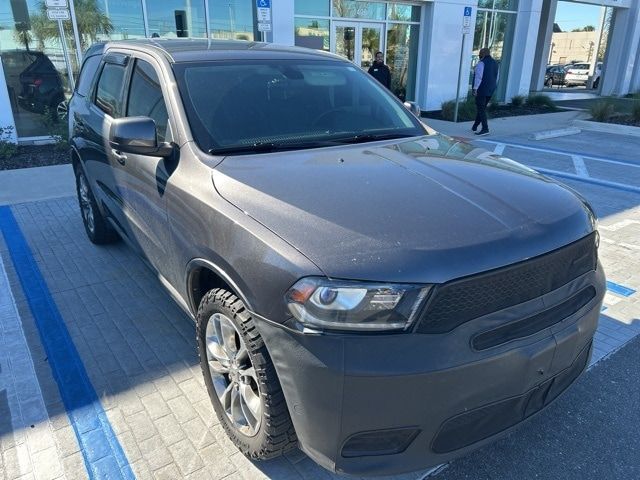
[112,150,127,165]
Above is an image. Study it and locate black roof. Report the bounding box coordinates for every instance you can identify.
[86,38,343,63]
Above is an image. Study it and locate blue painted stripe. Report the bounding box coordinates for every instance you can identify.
[0,206,135,480]
[606,280,636,297]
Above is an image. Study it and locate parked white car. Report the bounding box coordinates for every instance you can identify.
[565,62,603,88]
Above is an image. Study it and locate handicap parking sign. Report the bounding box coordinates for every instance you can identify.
[257,0,271,8]
[464,7,472,16]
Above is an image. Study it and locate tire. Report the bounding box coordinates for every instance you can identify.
[593,78,600,89]
[545,78,553,87]
[196,288,297,460]
[75,167,119,244]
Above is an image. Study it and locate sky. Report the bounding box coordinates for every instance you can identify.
[555,1,605,32]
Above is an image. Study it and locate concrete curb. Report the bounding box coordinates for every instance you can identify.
[531,127,581,140]
[573,119,640,137]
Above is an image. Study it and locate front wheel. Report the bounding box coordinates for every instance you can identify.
[197,288,297,459]
[75,167,118,244]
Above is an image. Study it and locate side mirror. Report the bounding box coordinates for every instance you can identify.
[404,101,421,117]
[109,117,173,158]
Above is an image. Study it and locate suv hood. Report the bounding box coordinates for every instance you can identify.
[212,135,596,284]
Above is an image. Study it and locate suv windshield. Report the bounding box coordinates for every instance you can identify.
[173,59,426,154]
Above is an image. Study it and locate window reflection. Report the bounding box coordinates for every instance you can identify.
[332,0,386,20]
[209,0,257,40]
[146,0,207,38]
[295,19,330,51]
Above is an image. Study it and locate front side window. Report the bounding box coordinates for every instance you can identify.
[95,63,126,117]
[173,60,425,154]
[127,60,169,142]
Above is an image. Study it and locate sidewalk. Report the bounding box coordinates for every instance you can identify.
[423,110,588,139]
[0,164,75,206]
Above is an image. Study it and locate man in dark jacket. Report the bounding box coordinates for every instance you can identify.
[472,48,499,136]
[368,51,391,89]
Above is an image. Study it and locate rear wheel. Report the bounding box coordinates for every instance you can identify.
[75,168,118,244]
[545,77,553,87]
[196,288,297,459]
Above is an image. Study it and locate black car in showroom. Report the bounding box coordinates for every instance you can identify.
[68,39,605,476]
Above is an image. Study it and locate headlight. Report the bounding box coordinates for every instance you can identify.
[285,277,431,332]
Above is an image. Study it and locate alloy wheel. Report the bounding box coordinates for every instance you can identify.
[205,312,262,437]
[78,173,95,234]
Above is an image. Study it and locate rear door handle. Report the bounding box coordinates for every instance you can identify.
[112,150,127,165]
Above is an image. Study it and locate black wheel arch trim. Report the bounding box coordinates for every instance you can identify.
[186,258,255,315]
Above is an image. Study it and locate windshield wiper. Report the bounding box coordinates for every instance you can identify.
[208,140,340,156]
[329,132,417,145]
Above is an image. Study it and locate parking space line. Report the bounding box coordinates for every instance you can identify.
[529,167,640,194]
[0,206,135,480]
[571,155,589,178]
[493,143,506,155]
[476,139,640,169]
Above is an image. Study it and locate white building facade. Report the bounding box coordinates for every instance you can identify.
[1,0,640,143]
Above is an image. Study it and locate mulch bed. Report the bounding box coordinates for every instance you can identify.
[598,115,640,127]
[0,145,69,171]
[422,105,560,122]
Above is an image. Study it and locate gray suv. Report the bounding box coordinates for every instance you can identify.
[69,39,605,476]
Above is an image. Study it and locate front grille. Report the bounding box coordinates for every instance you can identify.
[415,233,597,334]
[472,286,597,350]
[431,341,591,454]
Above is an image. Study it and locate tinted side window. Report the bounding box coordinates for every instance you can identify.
[76,55,102,97]
[127,60,169,142]
[95,63,126,117]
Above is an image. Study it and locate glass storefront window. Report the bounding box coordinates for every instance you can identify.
[0,0,78,137]
[295,19,330,51]
[472,10,517,100]
[493,0,519,11]
[479,0,518,10]
[386,23,419,101]
[295,0,330,16]
[209,0,257,40]
[387,4,420,22]
[93,0,146,41]
[332,0,386,20]
[146,0,207,38]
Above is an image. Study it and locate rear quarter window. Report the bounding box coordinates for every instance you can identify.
[76,55,102,97]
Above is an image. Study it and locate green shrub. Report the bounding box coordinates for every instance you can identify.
[525,93,556,109]
[631,101,640,123]
[589,100,616,122]
[41,107,69,151]
[440,95,477,122]
[0,125,18,159]
[511,95,525,107]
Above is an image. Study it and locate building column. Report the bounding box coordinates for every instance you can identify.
[0,61,18,144]
[271,0,295,45]
[531,0,558,91]
[602,3,640,96]
[420,0,477,111]
[504,0,543,100]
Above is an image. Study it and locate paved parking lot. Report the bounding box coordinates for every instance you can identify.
[1,128,639,480]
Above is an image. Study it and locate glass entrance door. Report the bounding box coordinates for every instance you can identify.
[332,22,384,69]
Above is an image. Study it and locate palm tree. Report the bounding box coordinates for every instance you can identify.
[34,0,113,51]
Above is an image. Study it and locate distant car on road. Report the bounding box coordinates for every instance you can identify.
[565,62,603,89]
[545,65,566,87]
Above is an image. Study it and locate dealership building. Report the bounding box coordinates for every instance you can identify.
[1,0,639,143]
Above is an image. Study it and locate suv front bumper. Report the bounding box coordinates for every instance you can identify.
[255,265,605,476]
